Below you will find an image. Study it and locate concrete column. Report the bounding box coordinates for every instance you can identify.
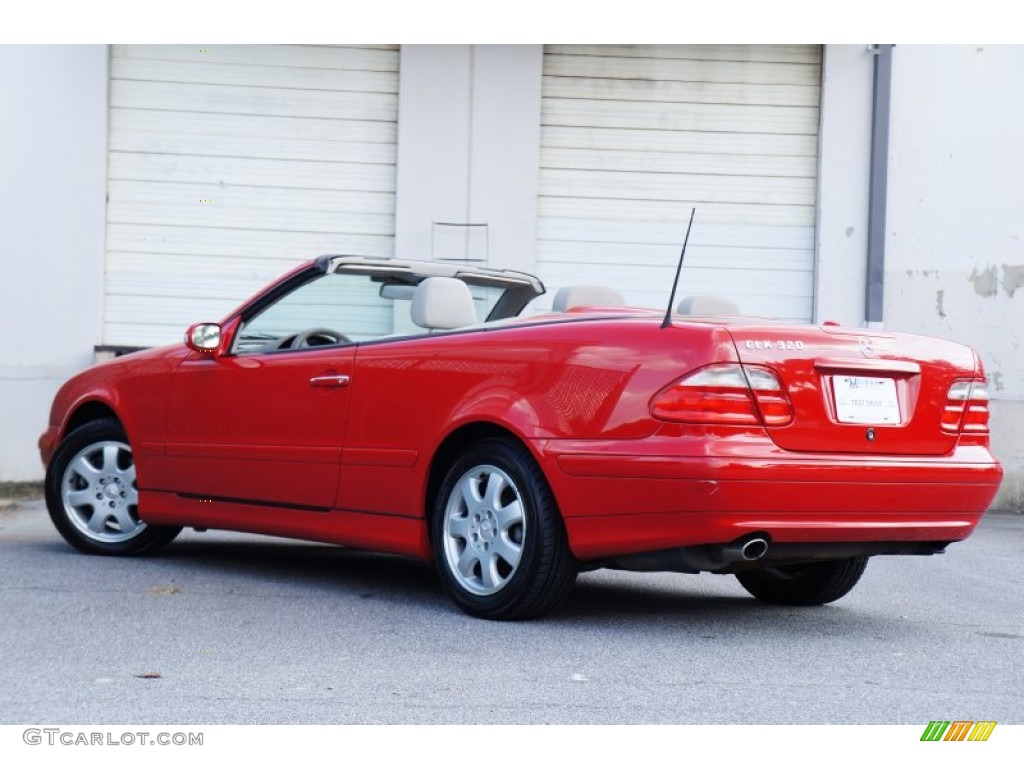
[814,45,875,327]
[0,45,109,481]
[395,45,543,273]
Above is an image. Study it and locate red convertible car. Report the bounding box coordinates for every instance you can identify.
[39,256,1003,619]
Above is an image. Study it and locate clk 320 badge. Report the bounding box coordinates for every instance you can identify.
[744,339,806,351]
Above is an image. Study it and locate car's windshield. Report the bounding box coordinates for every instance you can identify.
[234,269,517,354]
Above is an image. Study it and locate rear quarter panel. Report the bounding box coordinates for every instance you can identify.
[339,318,734,518]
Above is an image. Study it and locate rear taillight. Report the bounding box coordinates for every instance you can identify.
[650,363,793,427]
[941,380,990,434]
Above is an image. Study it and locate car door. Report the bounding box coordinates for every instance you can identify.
[162,345,354,510]
[160,269,382,511]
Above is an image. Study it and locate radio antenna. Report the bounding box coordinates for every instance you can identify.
[661,207,696,329]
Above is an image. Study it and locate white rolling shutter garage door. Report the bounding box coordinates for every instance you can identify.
[103,44,399,346]
[538,45,822,321]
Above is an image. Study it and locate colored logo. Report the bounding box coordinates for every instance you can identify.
[920,720,997,742]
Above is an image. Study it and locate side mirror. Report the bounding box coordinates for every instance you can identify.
[185,322,222,354]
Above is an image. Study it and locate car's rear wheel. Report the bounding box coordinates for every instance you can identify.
[431,437,577,620]
[45,418,181,556]
[735,557,869,606]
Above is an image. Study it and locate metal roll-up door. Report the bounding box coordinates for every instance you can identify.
[538,45,821,320]
[103,44,399,346]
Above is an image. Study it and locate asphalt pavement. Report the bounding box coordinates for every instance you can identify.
[0,498,1021,725]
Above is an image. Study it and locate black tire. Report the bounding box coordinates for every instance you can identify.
[736,557,869,606]
[431,437,577,620]
[45,418,181,556]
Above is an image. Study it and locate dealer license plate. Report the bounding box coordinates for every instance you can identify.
[832,375,901,424]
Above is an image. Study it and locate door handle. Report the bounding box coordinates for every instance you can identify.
[309,374,350,388]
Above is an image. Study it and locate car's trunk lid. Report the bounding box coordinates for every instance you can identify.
[726,324,978,455]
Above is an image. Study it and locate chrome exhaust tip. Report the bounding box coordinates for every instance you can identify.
[719,536,770,564]
[740,537,769,561]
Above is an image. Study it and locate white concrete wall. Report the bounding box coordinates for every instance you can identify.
[395,45,543,273]
[883,45,1024,510]
[0,45,109,481]
[814,45,874,327]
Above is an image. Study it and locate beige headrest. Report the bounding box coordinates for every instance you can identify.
[552,285,626,312]
[411,277,478,330]
[676,295,741,316]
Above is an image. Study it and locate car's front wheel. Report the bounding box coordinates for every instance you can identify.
[735,557,869,606]
[45,418,181,556]
[431,437,577,620]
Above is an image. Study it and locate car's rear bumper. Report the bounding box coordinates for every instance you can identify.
[537,438,1003,561]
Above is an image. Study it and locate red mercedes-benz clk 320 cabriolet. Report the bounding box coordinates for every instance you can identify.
[39,256,1002,619]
